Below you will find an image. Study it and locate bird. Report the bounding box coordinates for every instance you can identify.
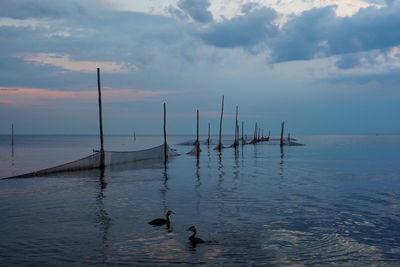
[148,210,175,227]
[186,225,205,245]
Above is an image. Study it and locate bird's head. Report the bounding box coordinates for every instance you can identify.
[166,210,175,216]
[186,225,197,232]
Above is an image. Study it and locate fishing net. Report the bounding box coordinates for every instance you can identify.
[187,141,201,155]
[11,144,179,178]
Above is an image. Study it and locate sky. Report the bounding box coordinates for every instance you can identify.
[1,0,400,135]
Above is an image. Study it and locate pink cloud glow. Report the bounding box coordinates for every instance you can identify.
[22,53,137,73]
[0,86,179,106]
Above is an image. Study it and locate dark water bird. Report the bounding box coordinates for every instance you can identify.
[148,210,175,226]
[187,226,205,245]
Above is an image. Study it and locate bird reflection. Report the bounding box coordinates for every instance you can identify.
[97,168,111,266]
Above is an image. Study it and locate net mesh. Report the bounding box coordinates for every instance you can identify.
[11,144,179,178]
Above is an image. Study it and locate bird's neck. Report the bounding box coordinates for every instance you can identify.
[190,231,196,239]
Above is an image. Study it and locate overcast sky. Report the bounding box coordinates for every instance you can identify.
[1,0,399,135]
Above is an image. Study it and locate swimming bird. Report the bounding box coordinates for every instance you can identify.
[186,225,205,245]
[148,210,175,226]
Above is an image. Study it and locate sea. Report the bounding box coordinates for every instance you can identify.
[0,134,400,266]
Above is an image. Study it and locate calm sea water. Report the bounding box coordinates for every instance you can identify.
[1,135,400,266]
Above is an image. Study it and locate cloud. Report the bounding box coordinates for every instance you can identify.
[198,3,400,64]
[0,0,86,19]
[327,46,400,83]
[275,3,400,62]
[177,0,213,23]
[0,86,179,106]
[335,53,362,69]
[199,7,278,49]
[22,53,137,73]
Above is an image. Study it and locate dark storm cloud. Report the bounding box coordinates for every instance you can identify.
[0,0,85,19]
[198,3,400,63]
[177,0,213,23]
[199,7,278,48]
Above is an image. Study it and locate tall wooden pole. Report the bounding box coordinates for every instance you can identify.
[97,68,104,154]
[164,102,167,163]
[254,123,257,141]
[280,121,285,147]
[196,110,199,143]
[241,120,244,144]
[11,123,14,147]
[218,96,224,150]
[208,122,210,146]
[235,106,238,146]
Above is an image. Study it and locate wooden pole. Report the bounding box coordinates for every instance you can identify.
[97,68,105,169]
[97,68,104,154]
[241,120,244,144]
[208,122,210,146]
[253,122,257,143]
[218,96,224,150]
[280,121,285,147]
[11,123,14,147]
[234,105,238,147]
[164,102,167,163]
[196,110,199,143]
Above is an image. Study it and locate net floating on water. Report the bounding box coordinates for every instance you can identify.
[7,144,179,179]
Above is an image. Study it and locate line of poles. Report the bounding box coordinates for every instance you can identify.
[186,95,291,156]
[90,68,293,166]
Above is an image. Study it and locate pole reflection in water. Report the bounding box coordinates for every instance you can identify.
[241,145,245,169]
[280,145,285,178]
[233,147,241,213]
[207,145,211,170]
[161,165,169,213]
[195,153,201,216]
[161,164,174,232]
[217,151,225,220]
[11,145,14,167]
[253,144,259,168]
[233,148,239,186]
[97,168,111,265]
